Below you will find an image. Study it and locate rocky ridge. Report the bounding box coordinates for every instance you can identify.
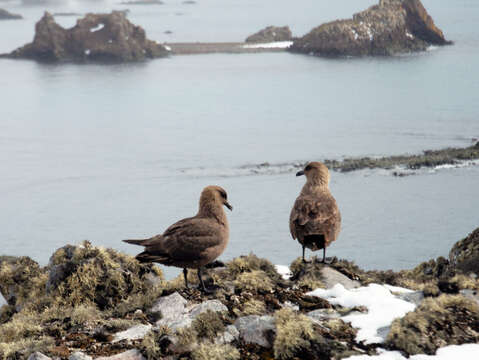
[0,9,22,20]
[290,0,450,56]
[245,26,293,43]
[0,226,478,359]
[5,11,168,62]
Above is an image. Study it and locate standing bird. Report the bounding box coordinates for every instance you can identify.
[123,185,232,292]
[289,162,341,263]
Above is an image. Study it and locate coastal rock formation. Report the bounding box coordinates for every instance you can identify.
[290,0,449,56]
[0,9,22,20]
[7,11,168,62]
[2,231,479,359]
[245,26,293,43]
[449,227,479,274]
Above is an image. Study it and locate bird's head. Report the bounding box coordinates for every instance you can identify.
[296,162,330,187]
[200,185,233,211]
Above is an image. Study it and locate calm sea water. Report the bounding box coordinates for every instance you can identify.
[1,0,478,280]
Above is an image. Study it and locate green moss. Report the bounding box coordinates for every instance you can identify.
[289,257,325,290]
[192,310,225,340]
[234,270,274,293]
[0,336,54,360]
[140,326,172,360]
[233,298,266,317]
[191,343,240,360]
[387,294,479,355]
[273,308,316,359]
[226,253,281,283]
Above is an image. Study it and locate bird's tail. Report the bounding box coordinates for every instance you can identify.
[123,239,149,246]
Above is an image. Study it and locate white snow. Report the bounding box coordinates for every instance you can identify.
[406,31,414,39]
[0,293,6,306]
[275,265,292,280]
[307,283,415,343]
[84,49,91,55]
[164,45,172,51]
[351,29,359,40]
[108,39,113,43]
[243,41,293,49]
[344,344,479,360]
[90,23,104,32]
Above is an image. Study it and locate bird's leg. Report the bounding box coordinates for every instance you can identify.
[183,268,188,289]
[322,247,326,263]
[197,268,213,294]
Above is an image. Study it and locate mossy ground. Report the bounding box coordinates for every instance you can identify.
[1,231,479,359]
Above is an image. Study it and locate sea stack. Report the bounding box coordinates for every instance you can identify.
[289,0,449,57]
[6,11,168,62]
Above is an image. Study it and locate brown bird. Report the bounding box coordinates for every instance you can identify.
[289,162,341,263]
[123,185,232,292]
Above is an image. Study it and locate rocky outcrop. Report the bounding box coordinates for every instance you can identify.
[7,11,168,62]
[0,9,22,20]
[290,0,449,56]
[245,26,293,43]
[449,227,479,275]
[2,230,479,359]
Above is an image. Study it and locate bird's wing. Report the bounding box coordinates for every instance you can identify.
[290,193,339,237]
[152,217,224,261]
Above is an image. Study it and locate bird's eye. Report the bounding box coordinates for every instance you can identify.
[305,165,311,171]
[219,190,227,199]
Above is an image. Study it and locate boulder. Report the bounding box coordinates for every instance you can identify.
[113,324,153,342]
[7,11,168,62]
[27,353,52,360]
[245,26,293,43]
[449,227,479,274]
[234,315,276,347]
[0,8,22,20]
[69,352,93,360]
[96,350,145,360]
[290,0,449,56]
[153,292,228,330]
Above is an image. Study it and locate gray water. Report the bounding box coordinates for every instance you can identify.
[1,0,479,280]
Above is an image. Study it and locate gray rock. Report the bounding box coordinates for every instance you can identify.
[69,352,92,360]
[215,324,240,344]
[0,9,22,20]
[7,11,168,62]
[234,315,276,348]
[96,350,145,360]
[290,0,449,57]
[151,292,187,318]
[27,353,52,360]
[155,296,228,330]
[245,26,293,43]
[377,325,391,340]
[113,324,153,342]
[307,308,341,324]
[449,227,479,274]
[188,300,228,318]
[320,266,360,289]
[398,291,424,306]
[460,289,479,305]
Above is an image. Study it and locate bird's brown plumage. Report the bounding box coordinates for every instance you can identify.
[289,162,341,260]
[123,185,232,270]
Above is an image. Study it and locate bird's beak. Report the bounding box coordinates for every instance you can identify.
[225,202,233,211]
[296,170,305,177]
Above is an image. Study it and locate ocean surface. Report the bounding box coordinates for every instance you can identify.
[1,0,479,280]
